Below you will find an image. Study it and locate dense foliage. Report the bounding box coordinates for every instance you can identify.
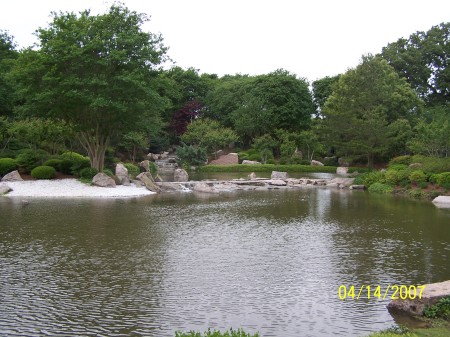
[0,5,448,177]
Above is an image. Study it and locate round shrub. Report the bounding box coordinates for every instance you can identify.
[43,159,63,172]
[0,158,17,176]
[388,155,412,166]
[123,163,140,179]
[58,151,90,174]
[368,182,394,194]
[31,165,57,180]
[79,167,98,180]
[16,149,50,173]
[409,170,427,184]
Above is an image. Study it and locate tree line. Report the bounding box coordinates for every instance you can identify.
[0,4,448,171]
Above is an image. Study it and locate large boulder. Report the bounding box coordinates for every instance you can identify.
[0,184,12,195]
[327,177,355,187]
[336,167,349,175]
[387,280,450,316]
[271,171,288,180]
[139,160,150,172]
[136,172,161,193]
[192,182,218,194]
[311,160,324,166]
[115,163,130,186]
[1,170,23,182]
[92,173,116,188]
[432,196,450,208]
[173,168,189,182]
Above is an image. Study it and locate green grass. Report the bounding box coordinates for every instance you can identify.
[199,164,337,173]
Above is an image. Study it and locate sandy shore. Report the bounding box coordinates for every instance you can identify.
[2,179,155,198]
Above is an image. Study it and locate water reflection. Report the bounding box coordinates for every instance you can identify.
[1,189,449,337]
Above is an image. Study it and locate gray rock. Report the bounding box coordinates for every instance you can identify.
[1,170,23,182]
[268,179,287,186]
[328,177,355,187]
[156,182,188,192]
[336,167,349,175]
[131,179,143,187]
[242,160,261,165]
[409,163,423,169]
[139,160,150,172]
[248,172,257,180]
[432,196,450,208]
[387,280,450,316]
[311,160,324,166]
[92,173,116,188]
[173,168,189,182]
[0,184,12,195]
[192,182,218,194]
[115,163,130,185]
[271,171,288,180]
[350,185,366,190]
[136,172,161,193]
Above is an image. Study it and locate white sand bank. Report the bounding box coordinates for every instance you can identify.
[1,179,154,198]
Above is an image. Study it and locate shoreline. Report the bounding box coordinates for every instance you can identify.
[1,179,155,198]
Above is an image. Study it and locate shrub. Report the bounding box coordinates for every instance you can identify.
[79,167,98,180]
[176,145,207,167]
[418,181,428,189]
[368,182,393,194]
[410,155,450,173]
[123,163,140,179]
[388,164,409,171]
[364,171,386,186]
[58,151,90,174]
[384,170,399,186]
[31,165,57,179]
[102,168,114,177]
[388,155,412,166]
[408,189,424,199]
[409,170,427,184]
[430,172,450,187]
[0,158,17,176]
[16,149,50,173]
[424,296,450,319]
[43,159,63,172]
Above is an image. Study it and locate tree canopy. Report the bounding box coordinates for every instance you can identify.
[11,4,168,170]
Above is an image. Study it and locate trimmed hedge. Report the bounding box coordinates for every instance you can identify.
[43,159,64,172]
[31,165,57,179]
[198,164,337,173]
[0,158,17,176]
[58,151,90,175]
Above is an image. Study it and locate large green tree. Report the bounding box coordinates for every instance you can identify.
[311,75,340,117]
[0,30,18,116]
[380,22,450,105]
[11,5,167,170]
[323,55,422,168]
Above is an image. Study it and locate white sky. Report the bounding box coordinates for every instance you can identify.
[1,0,449,82]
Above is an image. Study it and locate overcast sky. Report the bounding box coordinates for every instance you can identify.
[1,0,449,81]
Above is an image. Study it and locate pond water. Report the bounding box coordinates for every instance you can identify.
[1,187,450,337]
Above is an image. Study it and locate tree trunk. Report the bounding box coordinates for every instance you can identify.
[78,129,109,172]
[367,152,374,169]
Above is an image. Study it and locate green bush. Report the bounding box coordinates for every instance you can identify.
[388,164,409,171]
[79,167,98,180]
[123,163,140,179]
[175,328,259,337]
[176,145,207,167]
[418,181,428,189]
[0,158,17,176]
[409,170,427,183]
[31,165,57,179]
[410,155,450,173]
[430,172,450,187]
[363,171,386,186]
[102,168,114,177]
[58,151,90,174]
[424,296,450,319]
[368,182,394,194]
[408,189,424,199]
[43,159,63,172]
[384,170,399,186]
[16,149,50,173]
[389,155,412,166]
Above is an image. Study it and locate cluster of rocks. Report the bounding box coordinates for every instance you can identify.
[152,171,366,194]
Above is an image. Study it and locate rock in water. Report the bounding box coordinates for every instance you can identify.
[271,171,288,180]
[92,173,116,188]
[1,170,23,182]
[336,167,349,175]
[311,160,324,166]
[248,172,257,180]
[136,172,161,193]
[173,168,189,182]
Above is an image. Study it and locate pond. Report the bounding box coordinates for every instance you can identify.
[1,187,449,337]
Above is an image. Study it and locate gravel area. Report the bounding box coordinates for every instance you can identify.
[1,179,154,198]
